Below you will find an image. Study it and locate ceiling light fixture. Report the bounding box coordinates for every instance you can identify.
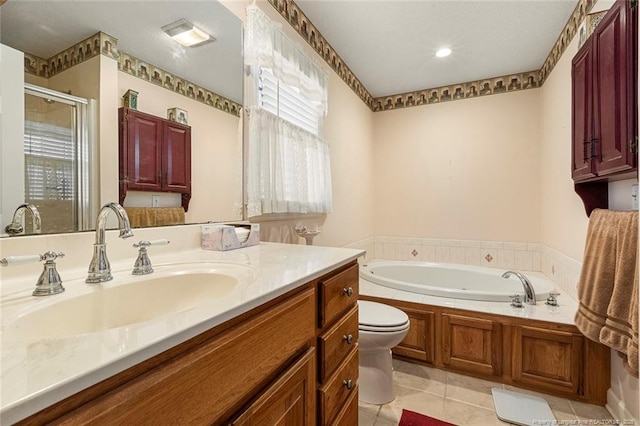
[435,48,452,58]
[162,19,215,48]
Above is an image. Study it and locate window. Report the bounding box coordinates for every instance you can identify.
[24,120,75,201]
[245,4,332,218]
[258,68,321,136]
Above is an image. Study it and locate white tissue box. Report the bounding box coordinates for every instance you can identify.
[201,224,260,251]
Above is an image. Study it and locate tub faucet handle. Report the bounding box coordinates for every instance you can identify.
[510,294,523,308]
[545,292,560,307]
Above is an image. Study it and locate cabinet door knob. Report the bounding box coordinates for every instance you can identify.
[343,379,354,390]
[342,287,354,297]
[343,334,353,344]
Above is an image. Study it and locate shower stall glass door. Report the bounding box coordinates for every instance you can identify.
[23,84,95,234]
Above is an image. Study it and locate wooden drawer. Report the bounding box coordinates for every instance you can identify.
[318,263,359,328]
[318,305,359,383]
[53,288,316,425]
[318,346,358,425]
[330,384,358,426]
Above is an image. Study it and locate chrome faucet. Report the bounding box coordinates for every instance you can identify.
[86,202,134,283]
[5,203,42,236]
[502,271,536,305]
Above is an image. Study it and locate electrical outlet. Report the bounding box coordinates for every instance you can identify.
[152,195,160,207]
[632,185,638,210]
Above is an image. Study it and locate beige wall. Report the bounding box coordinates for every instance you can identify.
[373,89,541,242]
[539,34,590,262]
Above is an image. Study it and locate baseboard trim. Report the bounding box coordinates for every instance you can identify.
[606,388,638,423]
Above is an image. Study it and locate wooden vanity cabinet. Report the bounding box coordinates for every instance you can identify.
[316,261,359,425]
[16,260,364,426]
[17,285,317,426]
[571,0,638,215]
[118,107,192,211]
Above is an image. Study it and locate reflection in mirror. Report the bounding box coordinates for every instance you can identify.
[0,0,244,237]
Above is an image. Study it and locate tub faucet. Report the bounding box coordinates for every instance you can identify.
[5,203,42,236]
[502,271,536,305]
[86,202,134,283]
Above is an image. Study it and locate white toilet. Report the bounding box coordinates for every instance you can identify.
[358,300,410,405]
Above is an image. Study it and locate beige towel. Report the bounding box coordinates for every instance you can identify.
[124,207,185,228]
[575,209,639,377]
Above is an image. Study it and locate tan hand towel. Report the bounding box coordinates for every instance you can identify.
[124,207,185,228]
[574,209,639,377]
[124,207,155,228]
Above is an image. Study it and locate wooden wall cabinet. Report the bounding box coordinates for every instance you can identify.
[361,296,610,405]
[119,107,192,211]
[572,0,638,215]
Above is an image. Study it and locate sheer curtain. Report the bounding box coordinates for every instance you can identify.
[246,108,332,217]
[244,4,332,218]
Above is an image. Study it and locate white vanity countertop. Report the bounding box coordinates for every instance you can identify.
[0,242,364,425]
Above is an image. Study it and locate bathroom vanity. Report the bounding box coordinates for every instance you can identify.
[0,241,363,425]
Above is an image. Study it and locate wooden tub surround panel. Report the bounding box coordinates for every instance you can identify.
[360,295,610,405]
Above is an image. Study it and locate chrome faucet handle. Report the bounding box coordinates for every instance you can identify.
[1,252,65,296]
[509,294,523,308]
[132,240,170,275]
[545,292,560,307]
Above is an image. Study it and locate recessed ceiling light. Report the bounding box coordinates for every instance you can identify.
[162,19,215,48]
[435,48,452,58]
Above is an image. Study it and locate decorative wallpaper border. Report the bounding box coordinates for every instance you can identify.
[117,52,241,117]
[23,32,112,79]
[22,32,241,117]
[270,0,599,112]
[267,0,376,110]
[372,71,540,112]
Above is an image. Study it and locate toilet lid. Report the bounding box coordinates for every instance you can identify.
[358,300,409,328]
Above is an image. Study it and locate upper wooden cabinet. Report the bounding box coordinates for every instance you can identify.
[572,0,638,215]
[119,107,192,211]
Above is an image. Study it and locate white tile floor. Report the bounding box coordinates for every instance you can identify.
[358,359,615,426]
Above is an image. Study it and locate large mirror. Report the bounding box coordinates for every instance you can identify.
[0,0,243,237]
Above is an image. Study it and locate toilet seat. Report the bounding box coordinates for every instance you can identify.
[358,300,409,332]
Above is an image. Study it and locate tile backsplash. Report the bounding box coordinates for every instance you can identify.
[344,236,582,302]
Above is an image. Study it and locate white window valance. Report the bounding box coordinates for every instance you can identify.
[245,3,328,115]
[246,107,332,217]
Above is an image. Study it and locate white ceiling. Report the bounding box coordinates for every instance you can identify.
[0,0,243,104]
[0,0,579,103]
[295,0,579,97]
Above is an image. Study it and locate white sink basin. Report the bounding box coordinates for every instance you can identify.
[2,263,256,341]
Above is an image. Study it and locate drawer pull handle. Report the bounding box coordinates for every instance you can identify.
[343,379,354,390]
[343,334,353,344]
[343,287,354,297]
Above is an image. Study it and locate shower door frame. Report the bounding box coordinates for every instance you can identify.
[24,83,97,232]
